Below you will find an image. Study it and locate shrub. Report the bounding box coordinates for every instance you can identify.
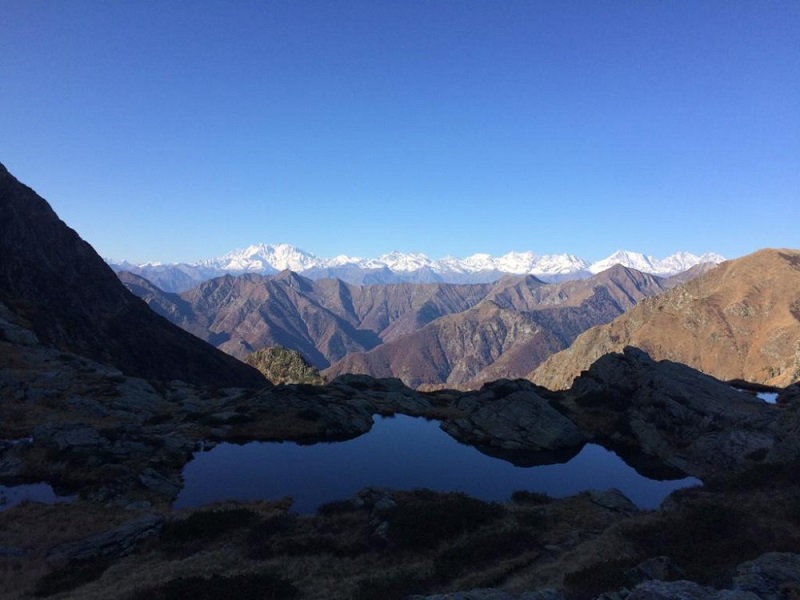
[316,499,356,516]
[33,558,110,597]
[161,507,258,548]
[626,502,781,583]
[388,492,503,549]
[433,529,538,581]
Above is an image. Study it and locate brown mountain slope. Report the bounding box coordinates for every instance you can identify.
[121,270,493,367]
[530,248,800,390]
[324,266,670,389]
[0,162,265,387]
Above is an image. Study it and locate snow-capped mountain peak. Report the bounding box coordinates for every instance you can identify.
[377,251,434,272]
[588,250,724,276]
[209,243,322,272]
[589,250,656,274]
[108,243,725,293]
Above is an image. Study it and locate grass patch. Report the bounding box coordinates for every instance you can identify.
[132,572,298,600]
[388,491,504,549]
[160,507,258,555]
[626,501,787,584]
[33,558,110,597]
[245,514,298,560]
[563,558,638,600]
[433,529,539,581]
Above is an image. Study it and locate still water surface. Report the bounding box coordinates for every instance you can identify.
[175,415,700,513]
[0,482,74,511]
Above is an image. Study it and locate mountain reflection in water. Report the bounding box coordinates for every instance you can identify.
[175,415,700,513]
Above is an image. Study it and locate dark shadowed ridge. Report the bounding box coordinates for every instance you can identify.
[0,161,266,387]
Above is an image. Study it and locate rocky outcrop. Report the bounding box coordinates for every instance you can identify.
[622,556,800,600]
[532,249,800,390]
[442,383,585,466]
[46,514,163,565]
[563,347,782,478]
[245,345,325,385]
[732,552,800,600]
[410,553,800,600]
[0,162,265,387]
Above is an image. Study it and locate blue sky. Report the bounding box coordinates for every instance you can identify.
[1,1,798,264]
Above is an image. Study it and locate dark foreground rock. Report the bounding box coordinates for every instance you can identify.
[732,552,800,600]
[0,162,265,388]
[412,553,800,600]
[46,513,163,565]
[563,347,787,478]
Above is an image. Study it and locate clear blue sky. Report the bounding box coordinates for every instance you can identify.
[1,1,798,263]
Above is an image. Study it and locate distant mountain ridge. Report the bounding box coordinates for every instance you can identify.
[108,243,724,292]
[120,264,676,390]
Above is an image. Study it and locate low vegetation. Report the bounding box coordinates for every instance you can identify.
[387,491,504,549]
[245,346,325,385]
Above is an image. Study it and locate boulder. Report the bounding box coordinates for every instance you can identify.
[33,423,110,452]
[626,556,686,584]
[46,514,163,565]
[441,390,584,460]
[138,468,181,497]
[731,552,800,600]
[587,489,637,514]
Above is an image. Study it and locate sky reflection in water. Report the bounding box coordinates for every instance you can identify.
[175,415,700,513]
[0,482,74,511]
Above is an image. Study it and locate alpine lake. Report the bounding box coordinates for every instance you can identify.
[174,414,701,513]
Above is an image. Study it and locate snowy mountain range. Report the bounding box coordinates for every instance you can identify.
[107,244,725,293]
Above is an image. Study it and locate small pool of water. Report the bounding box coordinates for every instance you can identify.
[0,482,75,511]
[175,416,699,513]
[757,392,778,404]
[733,388,779,404]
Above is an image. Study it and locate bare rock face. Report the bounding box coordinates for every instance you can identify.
[532,249,800,390]
[0,162,265,387]
[441,383,585,465]
[565,347,781,478]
